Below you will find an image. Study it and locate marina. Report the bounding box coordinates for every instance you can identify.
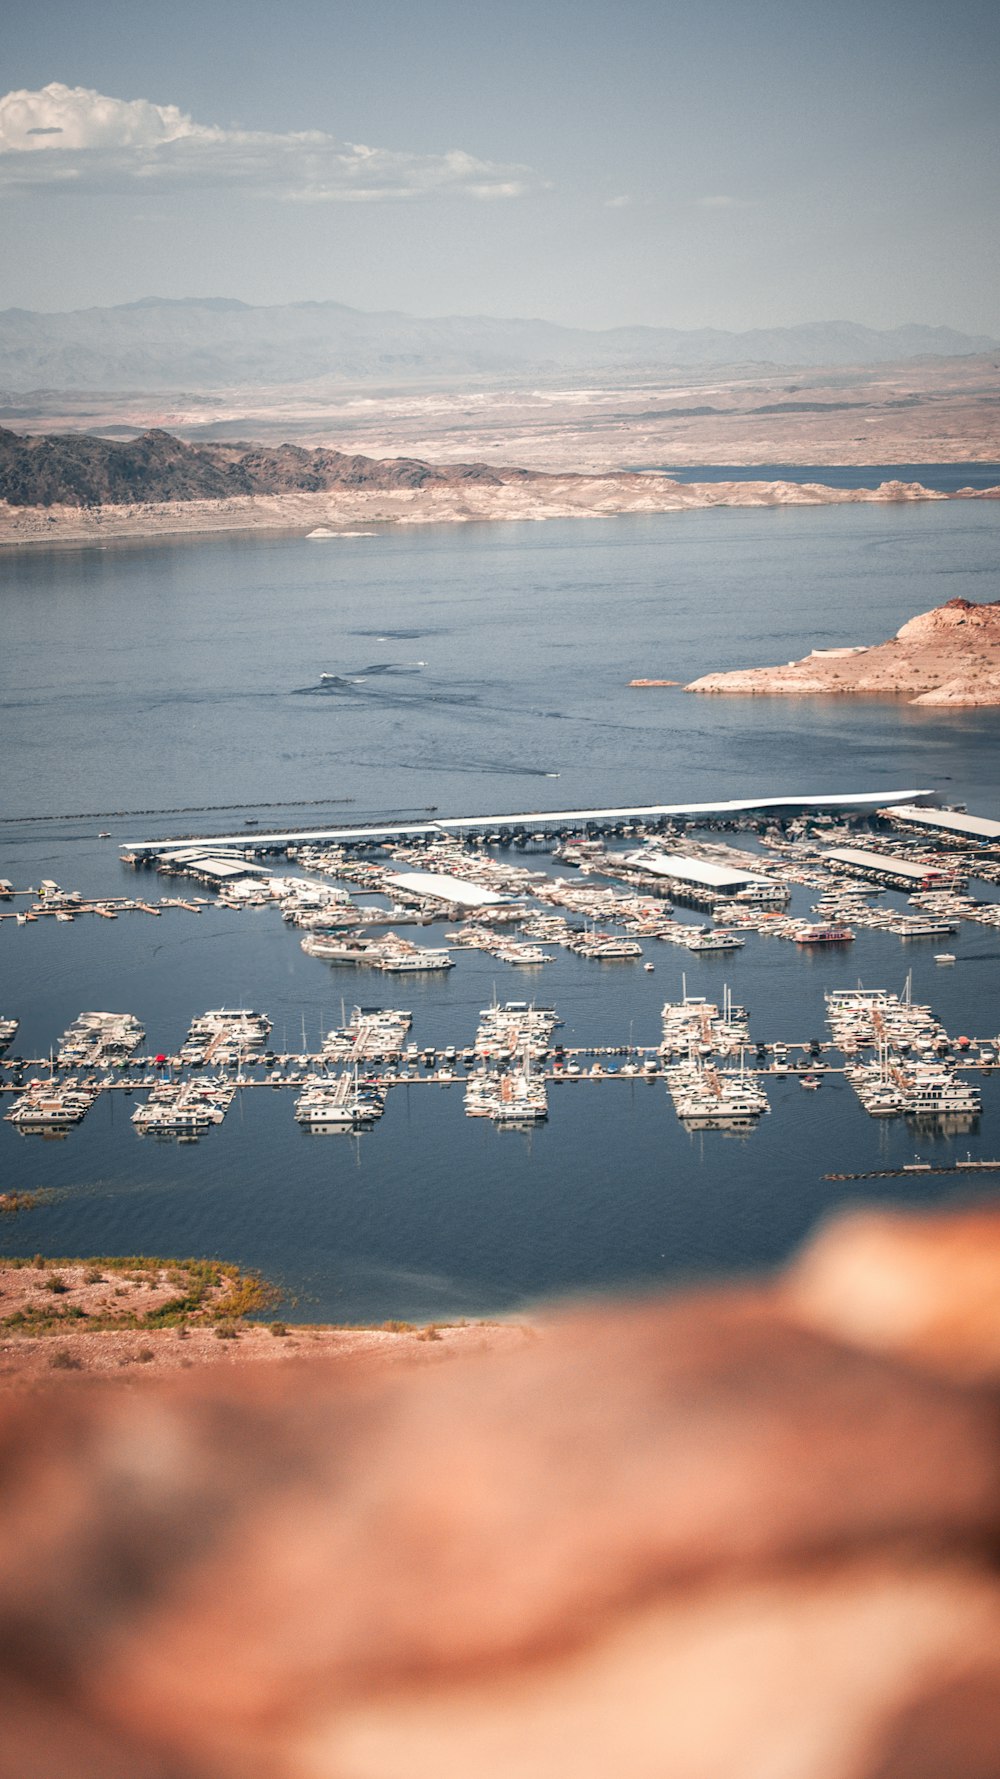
[3,969,999,1145]
[3,504,1000,1322]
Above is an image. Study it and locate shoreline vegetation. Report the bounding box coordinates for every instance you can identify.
[1,423,997,549]
[0,1255,530,1386]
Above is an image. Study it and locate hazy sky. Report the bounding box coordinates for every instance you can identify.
[2,0,998,331]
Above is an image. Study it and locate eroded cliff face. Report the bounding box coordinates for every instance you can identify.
[686,598,1000,706]
[2,1200,1000,1779]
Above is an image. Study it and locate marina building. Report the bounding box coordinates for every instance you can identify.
[623,852,776,898]
[885,805,1000,845]
[382,871,511,910]
[822,848,952,889]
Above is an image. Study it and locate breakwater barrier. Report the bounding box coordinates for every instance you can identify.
[122,790,937,858]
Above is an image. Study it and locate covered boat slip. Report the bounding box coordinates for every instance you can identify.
[122,789,937,860]
[623,852,775,895]
[822,847,953,887]
[887,804,1000,844]
[381,872,510,909]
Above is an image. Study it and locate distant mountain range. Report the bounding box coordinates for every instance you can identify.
[0,298,996,392]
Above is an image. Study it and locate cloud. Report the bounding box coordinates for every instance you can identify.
[604,194,635,209]
[697,194,744,209]
[0,83,540,202]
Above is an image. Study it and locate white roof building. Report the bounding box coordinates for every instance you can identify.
[886,804,1000,843]
[383,871,509,908]
[624,852,774,892]
[823,848,946,884]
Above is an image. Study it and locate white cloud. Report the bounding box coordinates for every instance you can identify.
[697,194,742,209]
[0,83,540,202]
[604,194,635,209]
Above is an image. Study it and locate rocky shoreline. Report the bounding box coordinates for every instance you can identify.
[1,471,988,548]
[685,598,1000,707]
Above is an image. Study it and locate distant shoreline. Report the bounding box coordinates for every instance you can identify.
[3,472,994,549]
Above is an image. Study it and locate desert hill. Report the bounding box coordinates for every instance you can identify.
[0,425,516,508]
[686,598,1000,706]
[0,428,980,546]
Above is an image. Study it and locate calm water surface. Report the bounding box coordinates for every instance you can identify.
[2,501,1000,1319]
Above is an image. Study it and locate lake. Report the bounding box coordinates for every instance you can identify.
[2,498,1000,1320]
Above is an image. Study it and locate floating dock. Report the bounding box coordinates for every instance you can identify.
[121,789,937,859]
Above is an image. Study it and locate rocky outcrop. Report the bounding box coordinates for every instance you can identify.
[0,426,518,509]
[2,1201,1000,1778]
[1,434,978,546]
[686,598,1000,706]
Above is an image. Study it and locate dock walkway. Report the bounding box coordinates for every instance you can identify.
[121,790,936,858]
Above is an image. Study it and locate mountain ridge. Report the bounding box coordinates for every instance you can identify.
[0,425,519,507]
[0,298,995,392]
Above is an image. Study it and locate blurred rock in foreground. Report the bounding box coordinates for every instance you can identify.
[2,1201,1000,1779]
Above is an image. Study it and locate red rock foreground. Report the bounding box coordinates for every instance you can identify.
[686,597,1000,706]
[3,1203,1000,1779]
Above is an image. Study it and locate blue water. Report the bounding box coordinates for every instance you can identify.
[636,463,1000,493]
[2,501,1000,1320]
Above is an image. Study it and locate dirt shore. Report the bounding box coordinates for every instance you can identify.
[0,1258,532,1390]
[0,471,978,548]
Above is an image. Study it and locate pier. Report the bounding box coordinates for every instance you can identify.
[825,1160,1000,1181]
[121,789,937,859]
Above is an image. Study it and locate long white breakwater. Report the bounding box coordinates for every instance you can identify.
[122,788,938,857]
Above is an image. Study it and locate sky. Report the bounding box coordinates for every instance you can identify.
[1,0,998,332]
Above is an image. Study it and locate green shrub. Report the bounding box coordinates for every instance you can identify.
[49,1347,81,1370]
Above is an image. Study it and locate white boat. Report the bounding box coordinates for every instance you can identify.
[376,949,454,973]
[295,1098,357,1128]
[677,925,747,954]
[792,924,855,944]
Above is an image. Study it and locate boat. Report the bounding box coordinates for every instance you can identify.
[376,948,454,973]
[686,931,745,953]
[934,953,956,965]
[792,924,855,944]
[6,1083,97,1130]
